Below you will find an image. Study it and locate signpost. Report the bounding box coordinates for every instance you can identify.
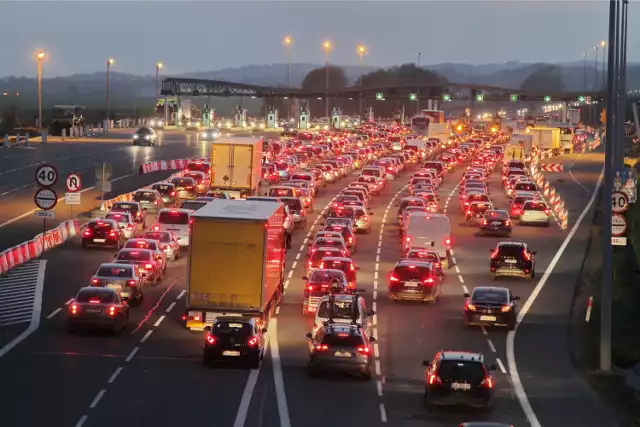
[95,162,112,202]
[65,173,82,217]
[34,188,57,210]
[611,191,629,213]
[34,164,59,242]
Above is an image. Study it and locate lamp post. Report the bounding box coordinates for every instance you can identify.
[156,62,163,100]
[416,52,422,113]
[357,44,366,115]
[35,51,45,129]
[601,41,607,89]
[284,36,292,120]
[106,58,114,123]
[323,41,332,118]
[593,45,599,92]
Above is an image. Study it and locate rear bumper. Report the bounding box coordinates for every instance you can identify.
[389,287,437,301]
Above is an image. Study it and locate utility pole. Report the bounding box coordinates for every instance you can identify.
[106,58,114,124]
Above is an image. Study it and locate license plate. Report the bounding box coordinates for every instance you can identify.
[505,259,517,264]
[480,315,497,321]
[93,239,106,243]
[107,284,122,290]
[492,221,501,225]
[85,308,101,314]
[451,382,471,391]
[222,351,241,357]
[334,351,351,358]
[404,281,419,287]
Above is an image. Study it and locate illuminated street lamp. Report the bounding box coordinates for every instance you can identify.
[156,62,163,100]
[600,41,606,89]
[284,36,293,119]
[323,41,332,118]
[357,45,367,113]
[106,58,115,122]
[35,51,45,128]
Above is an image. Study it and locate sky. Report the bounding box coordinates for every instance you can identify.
[1,0,638,78]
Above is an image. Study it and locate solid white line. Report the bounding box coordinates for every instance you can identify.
[376,380,383,396]
[153,315,165,327]
[506,165,603,427]
[74,415,88,427]
[89,389,106,408]
[374,360,381,376]
[140,330,153,343]
[496,358,508,374]
[107,367,123,383]
[480,326,488,336]
[165,301,176,313]
[373,290,378,300]
[269,318,291,427]
[374,343,380,358]
[176,290,186,299]
[46,308,62,319]
[458,275,464,283]
[451,256,457,264]
[487,339,496,353]
[233,368,260,427]
[379,403,388,422]
[125,346,139,362]
[372,301,377,311]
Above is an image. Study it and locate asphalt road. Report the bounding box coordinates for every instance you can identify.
[0,130,278,252]
[0,151,616,427]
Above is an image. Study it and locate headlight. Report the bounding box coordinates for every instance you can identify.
[196,122,200,127]
[145,135,150,140]
[259,123,265,129]
[250,122,256,127]
[133,135,139,139]
[201,132,208,138]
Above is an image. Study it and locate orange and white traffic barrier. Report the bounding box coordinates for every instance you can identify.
[0,251,8,275]
[100,172,183,210]
[139,157,210,174]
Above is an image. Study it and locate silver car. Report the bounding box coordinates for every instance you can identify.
[519,200,551,226]
[90,263,143,305]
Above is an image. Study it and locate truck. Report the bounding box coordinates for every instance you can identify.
[184,199,286,331]
[210,137,265,199]
[567,108,580,126]
[505,134,533,160]
[428,123,452,146]
[49,105,85,136]
[529,127,561,155]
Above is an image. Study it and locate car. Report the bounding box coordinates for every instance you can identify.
[422,350,496,410]
[464,201,494,224]
[396,197,427,224]
[110,201,146,225]
[351,206,372,234]
[151,183,178,206]
[479,210,512,237]
[142,231,181,261]
[81,219,125,249]
[306,322,375,379]
[122,238,168,271]
[519,200,551,226]
[463,286,520,330]
[199,128,221,140]
[132,126,156,146]
[323,222,357,252]
[307,247,347,276]
[509,195,535,219]
[318,256,359,289]
[170,176,199,200]
[308,236,349,257]
[489,241,536,280]
[183,171,208,195]
[152,208,192,247]
[132,189,164,213]
[104,211,136,239]
[90,263,144,305]
[281,197,307,229]
[404,248,444,279]
[185,161,212,179]
[114,248,163,285]
[67,287,130,334]
[388,259,442,303]
[302,269,349,314]
[202,316,267,369]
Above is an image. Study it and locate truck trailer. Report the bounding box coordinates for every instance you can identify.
[184,199,286,331]
[210,137,264,199]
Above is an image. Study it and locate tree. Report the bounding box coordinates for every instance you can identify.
[301,66,348,115]
[520,65,565,94]
[0,107,21,134]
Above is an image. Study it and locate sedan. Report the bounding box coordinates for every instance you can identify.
[67,287,130,334]
[122,238,168,271]
[132,127,156,146]
[479,210,512,237]
[90,263,143,305]
[143,231,181,261]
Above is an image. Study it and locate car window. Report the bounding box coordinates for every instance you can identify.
[438,360,485,383]
[158,211,190,224]
[76,289,116,303]
[144,232,170,242]
[213,322,253,338]
[133,191,158,201]
[394,265,432,279]
[472,288,509,303]
[97,266,132,277]
[317,300,353,319]
[484,211,508,219]
[321,334,364,347]
[117,250,151,261]
[497,245,525,257]
[514,183,537,192]
[181,201,208,211]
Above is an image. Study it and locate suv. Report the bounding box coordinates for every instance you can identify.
[489,241,536,280]
[202,316,267,369]
[306,323,375,379]
[422,350,496,409]
[388,259,442,303]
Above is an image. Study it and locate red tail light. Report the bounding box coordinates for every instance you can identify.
[505,220,511,226]
[465,302,477,311]
[308,285,313,291]
[170,191,176,196]
[350,264,355,271]
[91,278,100,285]
[145,263,153,270]
[127,280,137,287]
[127,224,133,230]
[109,230,117,237]
[314,344,329,351]
[490,249,499,259]
[318,263,324,269]
[480,377,494,388]
[83,229,92,237]
[348,237,353,244]
[545,209,550,215]
[70,304,78,314]
[428,374,442,385]
[206,335,216,345]
[423,277,435,284]
[389,274,399,282]
[481,219,488,225]
[445,238,451,246]
[500,305,512,312]
[136,212,141,217]
[523,251,532,261]
[186,186,193,190]
[153,225,160,231]
[248,336,259,347]
[108,306,117,316]
[357,346,371,355]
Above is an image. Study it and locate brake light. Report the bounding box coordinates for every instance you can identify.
[350,263,355,271]
[466,302,477,311]
[108,306,116,316]
[186,186,193,190]
[109,230,117,237]
[136,212,141,217]
[357,346,371,355]
[145,263,153,270]
[480,377,494,388]
[206,335,216,345]
[500,305,512,312]
[505,220,511,226]
[89,299,101,304]
[91,278,100,285]
[423,277,435,284]
[83,228,92,236]
[523,251,532,261]
[153,225,160,231]
[319,263,324,269]
[170,191,176,197]
[348,237,353,244]
[545,209,550,215]
[315,344,329,351]
[481,219,488,225]
[70,304,78,314]
[428,374,442,385]
[445,238,451,246]
[127,224,133,230]
[389,274,399,282]
[248,336,259,347]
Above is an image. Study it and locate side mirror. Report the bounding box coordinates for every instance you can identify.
[262,328,268,334]
[305,332,313,339]
[302,276,308,280]
[369,337,376,342]
[463,292,471,298]
[366,309,376,316]
[513,295,521,301]
[531,251,537,255]
[488,364,497,371]
[422,360,430,367]
[203,326,212,332]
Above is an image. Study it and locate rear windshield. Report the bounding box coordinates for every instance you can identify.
[497,245,525,257]
[116,250,151,261]
[290,174,311,181]
[88,222,114,230]
[438,360,485,383]
[361,169,381,176]
[470,203,491,210]
[407,251,439,262]
[508,162,525,169]
[184,173,204,181]
[311,250,342,263]
[322,334,364,347]
[514,183,537,192]
[76,289,117,303]
[153,184,174,195]
[181,201,207,211]
[472,289,509,303]
[309,270,345,283]
[112,203,137,212]
[394,265,432,279]
[144,232,171,242]
[467,194,489,202]
[524,202,547,211]
[124,240,158,250]
[322,259,350,271]
[270,188,293,197]
[97,266,133,277]
[133,191,157,201]
[400,199,426,210]
[213,322,253,338]
[171,177,195,186]
[105,213,129,222]
[187,163,210,173]
[158,211,190,224]
[317,300,353,319]
[424,162,443,172]
[484,211,508,219]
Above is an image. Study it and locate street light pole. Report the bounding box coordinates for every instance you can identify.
[357,45,366,115]
[416,52,421,113]
[583,51,588,91]
[601,41,607,90]
[615,0,628,165]
[106,58,114,124]
[284,36,293,120]
[323,41,332,119]
[36,51,45,129]
[593,45,599,92]
[156,62,163,101]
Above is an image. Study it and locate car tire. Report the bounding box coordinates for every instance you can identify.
[508,320,516,331]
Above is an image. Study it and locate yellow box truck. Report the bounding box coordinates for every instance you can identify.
[210,137,264,199]
[184,199,286,331]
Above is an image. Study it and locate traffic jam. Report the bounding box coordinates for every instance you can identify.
[63,121,552,413]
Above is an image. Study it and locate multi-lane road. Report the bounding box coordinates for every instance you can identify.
[0,137,620,427]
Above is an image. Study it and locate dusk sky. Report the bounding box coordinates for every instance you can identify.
[1,0,637,78]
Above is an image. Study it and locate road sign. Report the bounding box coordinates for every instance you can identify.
[544,96,551,102]
[34,188,58,210]
[612,236,628,246]
[611,191,629,213]
[476,94,484,102]
[612,214,628,236]
[578,96,586,103]
[409,93,417,101]
[65,192,81,205]
[375,93,385,101]
[35,164,58,187]
[510,94,518,102]
[34,210,56,219]
[65,173,82,192]
[94,162,113,181]
[443,94,451,102]
[95,180,112,193]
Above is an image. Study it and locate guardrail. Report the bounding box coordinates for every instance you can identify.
[139,158,210,175]
[530,161,569,230]
[0,220,79,275]
[100,171,185,210]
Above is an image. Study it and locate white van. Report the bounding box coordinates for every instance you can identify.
[360,166,385,180]
[153,208,191,247]
[312,294,375,338]
[403,213,452,269]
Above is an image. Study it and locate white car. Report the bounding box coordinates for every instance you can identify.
[104,212,136,239]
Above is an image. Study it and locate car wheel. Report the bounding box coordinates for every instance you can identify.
[508,320,516,331]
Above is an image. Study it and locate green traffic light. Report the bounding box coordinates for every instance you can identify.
[544,96,551,102]
[578,96,585,102]
[443,94,451,101]
[510,94,518,102]
[409,93,417,101]
[476,94,484,102]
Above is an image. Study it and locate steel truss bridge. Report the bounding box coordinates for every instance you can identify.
[160,78,618,103]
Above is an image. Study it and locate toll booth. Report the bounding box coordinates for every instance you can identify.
[202,105,214,127]
[234,106,247,128]
[331,107,342,130]
[266,107,279,129]
[299,107,310,130]
[367,107,374,122]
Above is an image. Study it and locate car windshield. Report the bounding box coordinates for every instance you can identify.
[117,250,151,261]
[112,203,137,212]
[309,270,345,283]
[96,266,133,277]
[438,360,485,383]
[153,185,173,195]
[133,191,157,202]
[400,200,425,210]
[144,232,171,243]
[88,222,113,231]
[171,178,195,186]
[317,300,353,319]
[106,213,129,222]
[158,211,190,224]
[472,289,509,303]
[136,127,151,135]
[76,289,116,303]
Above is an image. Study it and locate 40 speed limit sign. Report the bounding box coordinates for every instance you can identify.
[612,191,629,214]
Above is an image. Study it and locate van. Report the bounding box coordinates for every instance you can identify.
[268,186,299,198]
[312,294,374,338]
[361,166,385,180]
[423,161,445,179]
[153,209,191,247]
[403,213,452,269]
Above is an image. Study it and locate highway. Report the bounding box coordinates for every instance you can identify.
[0,146,619,427]
[0,130,277,251]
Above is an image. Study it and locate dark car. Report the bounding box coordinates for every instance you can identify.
[170,176,198,200]
[67,287,130,334]
[306,323,374,379]
[463,286,520,330]
[114,248,162,285]
[132,126,156,146]
[151,183,178,206]
[396,197,427,223]
[489,241,536,280]
[132,189,164,213]
[388,259,442,303]
[464,201,493,223]
[323,223,356,251]
[181,200,209,211]
[81,219,125,249]
[422,350,496,409]
[479,210,512,237]
[202,316,267,369]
